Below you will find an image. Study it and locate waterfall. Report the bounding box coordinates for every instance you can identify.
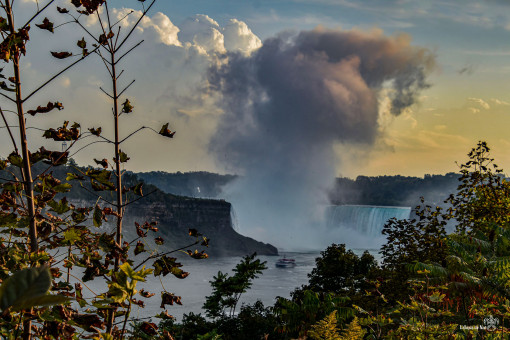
[326,205,411,237]
[230,205,239,232]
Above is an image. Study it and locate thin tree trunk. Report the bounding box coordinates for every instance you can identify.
[5,0,38,254]
[5,2,37,338]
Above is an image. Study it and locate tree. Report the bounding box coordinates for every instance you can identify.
[305,243,378,295]
[0,1,208,338]
[203,253,267,319]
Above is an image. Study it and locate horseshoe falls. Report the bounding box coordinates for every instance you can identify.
[326,205,411,237]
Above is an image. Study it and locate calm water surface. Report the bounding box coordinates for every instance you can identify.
[79,249,379,322]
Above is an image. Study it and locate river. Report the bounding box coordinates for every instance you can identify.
[78,249,380,322]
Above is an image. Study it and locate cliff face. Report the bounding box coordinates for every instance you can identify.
[88,195,278,257]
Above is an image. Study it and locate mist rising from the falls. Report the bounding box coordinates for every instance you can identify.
[209,27,435,250]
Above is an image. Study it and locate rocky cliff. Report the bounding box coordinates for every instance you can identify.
[122,195,278,257]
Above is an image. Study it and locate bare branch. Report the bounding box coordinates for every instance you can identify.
[70,13,105,50]
[77,182,115,206]
[121,189,157,208]
[53,20,76,30]
[95,49,114,78]
[20,0,56,30]
[115,0,156,52]
[111,10,133,31]
[69,140,109,157]
[133,239,201,271]
[0,107,18,154]
[0,91,15,103]
[100,87,114,99]
[113,25,121,52]
[114,40,144,65]
[119,126,148,144]
[96,7,112,52]
[117,79,135,98]
[116,69,124,81]
[23,46,100,103]
[39,134,85,176]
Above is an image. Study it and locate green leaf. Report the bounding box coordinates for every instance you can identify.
[66,173,84,181]
[48,198,71,214]
[64,228,81,244]
[53,182,72,193]
[0,266,63,311]
[133,182,143,196]
[7,152,23,168]
[13,295,70,311]
[121,99,133,114]
[93,205,102,227]
[119,150,130,163]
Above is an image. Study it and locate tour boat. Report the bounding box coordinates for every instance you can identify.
[275,257,296,268]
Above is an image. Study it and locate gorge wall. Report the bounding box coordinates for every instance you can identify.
[123,195,278,257]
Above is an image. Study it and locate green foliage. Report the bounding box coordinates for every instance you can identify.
[203,253,267,318]
[305,243,378,295]
[0,266,69,311]
[308,310,342,340]
[339,316,366,340]
[274,290,354,338]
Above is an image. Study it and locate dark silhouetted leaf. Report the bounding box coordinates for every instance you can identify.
[139,289,155,298]
[27,101,63,116]
[155,237,164,245]
[187,250,208,259]
[98,30,114,45]
[43,121,80,141]
[0,81,15,92]
[161,292,182,308]
[94,158,108,168]
[51,51,73,59]
[134,241,145,255]
[77,37,86,49]
[139,322,158,336]
[189,228,202,237]
[57,6,69,13]
[36,17,54,33]
[89,127,101,136]
[159,123,175,138]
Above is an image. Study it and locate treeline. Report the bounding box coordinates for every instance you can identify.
[329,173,462,207]
[137,171,237,198]
[136,169,467,207]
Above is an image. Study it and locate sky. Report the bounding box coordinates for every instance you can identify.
[8,0,510,248]
[8,0,510,178]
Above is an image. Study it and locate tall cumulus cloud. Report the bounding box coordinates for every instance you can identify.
[209,27,435,249]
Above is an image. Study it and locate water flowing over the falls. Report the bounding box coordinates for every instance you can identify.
[326,205,411,237]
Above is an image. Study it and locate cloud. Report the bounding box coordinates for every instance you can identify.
[208,26,435,248]
[112,9,181,46]
[491,98,510,106]
[468,97,490,110]
[223,19,262,55]
[0,6,262,176]
[179,15,261,56]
